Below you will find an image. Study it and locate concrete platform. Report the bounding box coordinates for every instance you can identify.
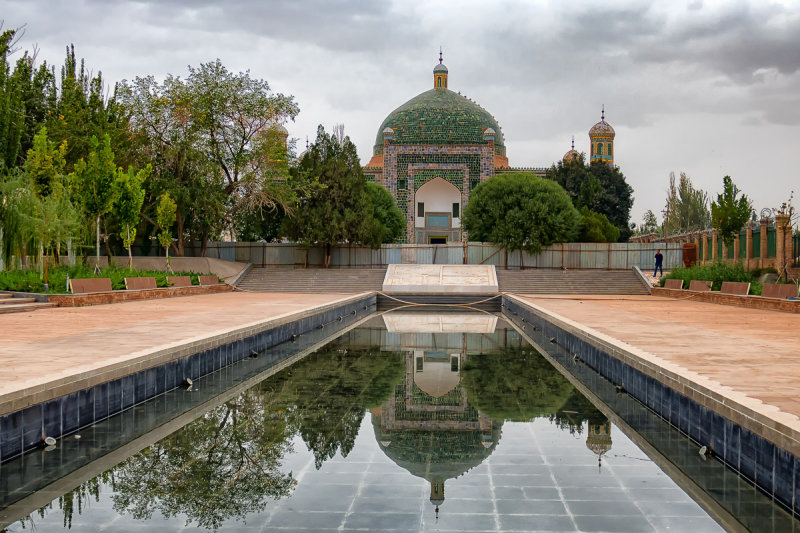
[0,291,368,416]
[382,264,498,293]
[512,294,800,456]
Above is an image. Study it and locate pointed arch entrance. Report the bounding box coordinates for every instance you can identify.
[414,177,462,244]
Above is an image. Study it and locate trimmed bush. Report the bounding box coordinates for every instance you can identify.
[661,262,765,294]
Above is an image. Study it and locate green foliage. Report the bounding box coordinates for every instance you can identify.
[641,209,659,234]
[661,261,762,294]
[282,126,383,265]
[546,154,634,241]
[664,171,710,235]
[364,181,405,243]
[232,205,286,242]
[22,127,67,196]
[578,206,620,243]
[115,165,150,262]
[462,172,580,254]
[0,265,206,293]
[460,346,576,421]
[711,175,752,248]
[156,192,177,257]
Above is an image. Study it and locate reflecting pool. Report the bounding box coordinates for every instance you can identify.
[0,312,795,531]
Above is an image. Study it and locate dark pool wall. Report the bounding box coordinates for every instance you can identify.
[0,295,376,463]
[502,295,800,517]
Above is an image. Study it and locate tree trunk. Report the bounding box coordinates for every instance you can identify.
[201,234,209,257]
[127,226,133,269]
[95,215,101,269]
[103,218,113,262]
[175,211,185,257]
[325,243,331,268]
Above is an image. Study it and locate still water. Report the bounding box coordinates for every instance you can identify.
[0,312,795,532]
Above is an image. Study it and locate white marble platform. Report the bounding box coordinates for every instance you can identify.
[381,264,498,294]
[382,312,498,333]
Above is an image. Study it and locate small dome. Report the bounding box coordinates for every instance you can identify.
[589,119,615,137]
[563,149,579,162]
[434,62,448,73]
[430,496,445,505]
[383,126,394,134]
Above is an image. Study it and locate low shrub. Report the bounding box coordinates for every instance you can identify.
[661,262,758,293]
[0,264,209,294]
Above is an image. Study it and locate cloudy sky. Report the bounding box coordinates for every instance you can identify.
[6,0,800,225]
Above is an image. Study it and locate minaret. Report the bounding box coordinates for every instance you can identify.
[589,105,615,167]
[434,48,448,89]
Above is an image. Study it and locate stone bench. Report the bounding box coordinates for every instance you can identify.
[688,280,712,292]
[761,283,799,299]
[720,281,750,295]
[70,278,112,294]
[124,277,157,290]
[198,275,223,286]
[664,279,684,290]
[167,276,193,288]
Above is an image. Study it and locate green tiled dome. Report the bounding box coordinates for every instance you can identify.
[374,88,505,155]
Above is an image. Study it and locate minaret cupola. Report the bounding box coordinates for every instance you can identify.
[433,49,448,89]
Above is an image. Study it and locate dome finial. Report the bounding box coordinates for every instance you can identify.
[439,46,443,64]
[601,104,605,121]
[571,136,575,150]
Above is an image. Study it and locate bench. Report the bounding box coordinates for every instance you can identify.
[198,275,223,286]
[761,283,799,299]
[167,276,193,288]
[664,279,684,290]
[70,278,112,294]
[688,280,712,292]
[124,277,157,290]
[720,281,750,295]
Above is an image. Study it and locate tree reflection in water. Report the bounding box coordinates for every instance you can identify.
[14,329,609,531]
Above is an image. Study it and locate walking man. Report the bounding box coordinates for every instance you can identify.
[654,249,663,277]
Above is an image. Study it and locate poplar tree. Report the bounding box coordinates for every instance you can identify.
[116,165,150,267]
[71,134,118,267]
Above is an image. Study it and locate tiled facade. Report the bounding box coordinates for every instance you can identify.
[363,57,616,243]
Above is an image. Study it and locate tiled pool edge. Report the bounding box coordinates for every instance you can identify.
[502,293,800,516]
[0,293,377,463]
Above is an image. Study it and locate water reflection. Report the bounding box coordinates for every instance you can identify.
[8,312,618,531]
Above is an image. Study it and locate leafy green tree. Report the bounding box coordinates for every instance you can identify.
[461,346,575,421]
[70,134,118,265]
[0,28,26,169]
[546,154,634,241]
[116,165,150,267]
[283,126,383,267]
[663,171,710,235]
[22,127,67,197]
[711,175,752,248]
[462,172,580,254]
[156,192,176,261]
[642,209,659,234]
[365,181,405,243]
[232,204,286,242]
[185,60,300,214]
[578,206,620,242]
[0,170,40,266]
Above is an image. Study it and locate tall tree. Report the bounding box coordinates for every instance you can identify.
[70,134,118,265]
[641,209,659,234]
[116,165,149,267]
[462,172,581,254]
[711,175,752,248]
[663,171,710,235]
[282,126,382,267]
[156,192,177,262]
[546,154,634,241]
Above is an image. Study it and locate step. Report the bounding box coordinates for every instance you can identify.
[0,302,57,314]
[0,297,37,305]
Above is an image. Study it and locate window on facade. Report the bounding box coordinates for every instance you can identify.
[416,357,423,372]
[417,202,425,217]
[437,77,441,87]
[597,143,603,156]
[452,202,459,218]
[608,144,612,156]
[591,144,594,156]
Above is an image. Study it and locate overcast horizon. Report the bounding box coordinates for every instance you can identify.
[5,0,800,226]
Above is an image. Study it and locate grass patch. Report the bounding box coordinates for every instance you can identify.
[0,265,213,294]
[660,261,772,295]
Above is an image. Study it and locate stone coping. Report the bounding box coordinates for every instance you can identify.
[0,292,372,417]
[382,264,498,294]
[652,287,800,313]
[505,294,800,459]
[48,283,232,307]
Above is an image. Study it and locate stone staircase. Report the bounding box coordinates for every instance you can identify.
[0,292,58,314]
[236,268,387,293]
[496,269,650,295]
